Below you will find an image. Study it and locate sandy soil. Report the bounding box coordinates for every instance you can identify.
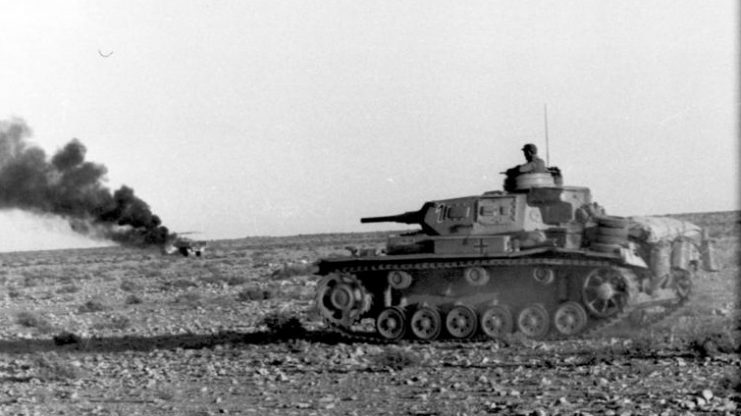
[0,217,738,416]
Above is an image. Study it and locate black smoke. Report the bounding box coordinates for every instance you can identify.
[0,118,171,246]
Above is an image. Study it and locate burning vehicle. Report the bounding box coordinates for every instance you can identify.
[163,236,207,257]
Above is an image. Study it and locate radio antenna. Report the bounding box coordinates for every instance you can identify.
[543,104,550,166]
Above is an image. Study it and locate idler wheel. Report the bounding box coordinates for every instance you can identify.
[464,267,490,286]
[445,305,478,339]
[387,270,413,290]
[516,304,550,339]
[582,268,627,318]
[329,284,356,311]
[480,305,513,339]
[315,273,370,328]
[376,307,407,341]
[409,306,442,341]
[553,301,588,336]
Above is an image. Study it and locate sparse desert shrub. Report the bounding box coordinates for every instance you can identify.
[173,292,202,306]
[56,284,80,294]
[277,285,314,301]
[57,275,74,284]
[688,329,739,357]
[270,262,314,279]
[111,315,131,330]
[719,374,741,393]
[154,385,178,401]
[226,275,249,286]
[261,311,305,337]
[250,250,271,265]
[125,294,144,305]
[31,353,82,381]
[16,311,54,332]
[237,287,273,302]
[371,348,420,370]
[92,315,131,331]
[163,279,197,290]
[120,280,142,292]
[22,272,45,287]
[198,274,227,286]
[143,269,164,279]
[76,272,94,281]
[624,336,656,357]
[78,299,109,313]
[53,331,82,346]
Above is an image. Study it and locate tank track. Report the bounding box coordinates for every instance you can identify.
[317,256,690,344]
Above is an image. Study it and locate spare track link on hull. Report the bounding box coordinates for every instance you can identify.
[317,257,690,343]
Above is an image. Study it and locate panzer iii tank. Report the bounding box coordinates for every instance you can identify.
[314,172,714,341]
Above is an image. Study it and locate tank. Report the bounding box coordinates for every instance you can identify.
[314,173,714,341]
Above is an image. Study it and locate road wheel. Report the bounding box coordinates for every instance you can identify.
[516,304,550,339]
[409,306,442,341]
[445,305,478,339]
[480,305,513,339]
[553,301,588,336]
[376,307,406,341]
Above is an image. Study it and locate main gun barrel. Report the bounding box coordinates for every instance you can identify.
[361,209,424,225]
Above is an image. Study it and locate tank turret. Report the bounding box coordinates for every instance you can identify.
[360,185,599,254]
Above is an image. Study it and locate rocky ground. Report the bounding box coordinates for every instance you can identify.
[0,216,738,416]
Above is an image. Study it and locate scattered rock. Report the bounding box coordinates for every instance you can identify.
[700,389,713,401]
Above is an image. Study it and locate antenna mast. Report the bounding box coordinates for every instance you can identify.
[543,104,550,166]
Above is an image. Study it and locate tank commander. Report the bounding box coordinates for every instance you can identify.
[506,143,548,176]
[502,143,558,191]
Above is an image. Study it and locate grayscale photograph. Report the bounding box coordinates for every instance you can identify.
[0,1,738,415]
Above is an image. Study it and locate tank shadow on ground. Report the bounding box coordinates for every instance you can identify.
[0,329,707,365]
[0,329,357,354]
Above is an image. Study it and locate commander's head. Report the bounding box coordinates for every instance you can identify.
[522,143,538,161]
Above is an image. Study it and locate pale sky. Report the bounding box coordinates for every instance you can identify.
[0,1,737,249]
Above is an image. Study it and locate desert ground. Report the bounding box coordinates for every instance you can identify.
[0,211,738,416]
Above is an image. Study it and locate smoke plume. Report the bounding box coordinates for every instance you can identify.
[0,118,171,246]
